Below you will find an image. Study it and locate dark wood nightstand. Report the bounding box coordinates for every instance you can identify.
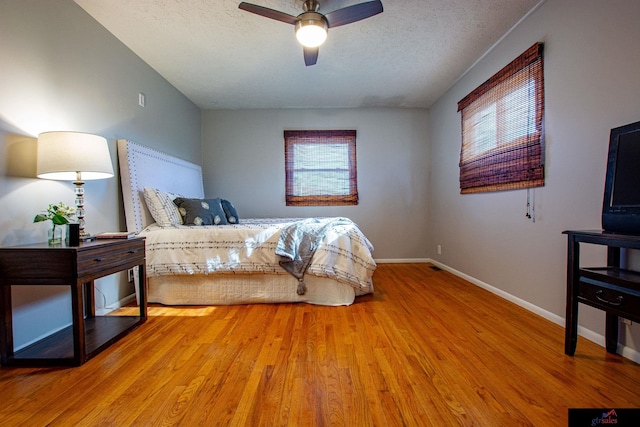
[0,238,146,366]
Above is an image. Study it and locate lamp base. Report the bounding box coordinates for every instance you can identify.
[80,231,96,242]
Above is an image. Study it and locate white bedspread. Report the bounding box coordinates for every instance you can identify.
[139,218,376,293]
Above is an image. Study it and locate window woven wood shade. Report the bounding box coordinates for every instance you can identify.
[457,42,545,194]
[284,130,358,206]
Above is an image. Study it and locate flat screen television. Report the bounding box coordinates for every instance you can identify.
[602,120,640,233]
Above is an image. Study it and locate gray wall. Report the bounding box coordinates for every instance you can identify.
[427,0,640,357]
[0,0,201,348]
[201,108,430,260]
[2,0,637,360]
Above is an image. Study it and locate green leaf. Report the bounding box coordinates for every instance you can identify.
[34,214,48,223]
[51,214,70,225]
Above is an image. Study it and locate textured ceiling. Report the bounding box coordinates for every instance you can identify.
[73,0,542,109]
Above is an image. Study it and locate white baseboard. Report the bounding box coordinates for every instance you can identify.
[374,258,430,263]
[95,294,137,316]
[15,323,71,352]
[383,258,640,364]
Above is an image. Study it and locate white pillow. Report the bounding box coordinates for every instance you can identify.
[143,187,183,226]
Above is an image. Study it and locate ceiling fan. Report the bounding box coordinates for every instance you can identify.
[238,0,383,66]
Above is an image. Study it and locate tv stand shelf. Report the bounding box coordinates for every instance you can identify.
[581,267,640,290]
[563,230,640,356]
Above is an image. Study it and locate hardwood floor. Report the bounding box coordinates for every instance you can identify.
[1,263,638,426]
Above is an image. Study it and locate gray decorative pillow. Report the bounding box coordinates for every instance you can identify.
[174,197,228,226]
[221,199,239,224]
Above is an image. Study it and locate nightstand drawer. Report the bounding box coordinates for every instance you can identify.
[77,239,145,277]
[0,251,76,280]
[579,280,640,320]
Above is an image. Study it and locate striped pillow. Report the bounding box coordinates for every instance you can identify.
[143,187,183,226]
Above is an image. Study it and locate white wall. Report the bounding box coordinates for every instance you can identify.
[0,0,201,348]
[428,0,640,356]
[201,108,430,260]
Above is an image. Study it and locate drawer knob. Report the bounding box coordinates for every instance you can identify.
[595,290,624,306]
[128,250,137,254]
[94,257,104,262]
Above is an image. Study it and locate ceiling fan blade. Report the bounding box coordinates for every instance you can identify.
[325,0,383,28]
[238,2,297,25]
[304,46,319,66]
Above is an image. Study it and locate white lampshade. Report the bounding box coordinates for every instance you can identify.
[295,18,328,48]
[37,131,114,180]
[36,131,114,239]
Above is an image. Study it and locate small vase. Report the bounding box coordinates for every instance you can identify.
[47,224,63,246]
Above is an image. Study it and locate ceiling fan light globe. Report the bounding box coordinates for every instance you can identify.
[295,17,328,48]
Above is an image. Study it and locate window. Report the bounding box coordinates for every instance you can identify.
[457,42,545,194]
[284,130,358,206]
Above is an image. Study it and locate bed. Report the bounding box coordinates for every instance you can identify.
[117,139,376,306]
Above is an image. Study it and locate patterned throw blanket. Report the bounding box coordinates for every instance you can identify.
[276,217,352,295]
[139,218,376,294]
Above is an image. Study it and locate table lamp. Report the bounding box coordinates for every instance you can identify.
[37,131,114,239]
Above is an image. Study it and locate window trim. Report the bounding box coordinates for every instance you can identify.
[284,130,358,206]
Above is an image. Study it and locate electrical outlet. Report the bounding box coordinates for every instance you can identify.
[138,92,146,107]
[127,268,135,283]
[437,245,442,255]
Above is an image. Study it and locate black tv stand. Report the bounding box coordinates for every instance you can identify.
[563,230,640,356]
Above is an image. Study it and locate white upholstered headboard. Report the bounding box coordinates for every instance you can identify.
[117,139,204,234]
